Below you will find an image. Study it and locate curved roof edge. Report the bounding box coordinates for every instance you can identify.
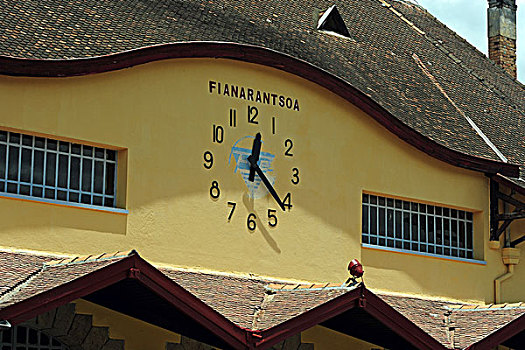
[0,42,519,178]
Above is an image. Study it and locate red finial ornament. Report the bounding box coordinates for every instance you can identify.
[348,259,364,278]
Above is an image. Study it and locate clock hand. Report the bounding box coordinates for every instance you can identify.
[247,133,286,211]
[248,133,262,182]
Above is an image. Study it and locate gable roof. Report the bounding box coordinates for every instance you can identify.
[1,249,525,349]
[0,0,523,183]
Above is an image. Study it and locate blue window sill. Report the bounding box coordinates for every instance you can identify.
[362,243,486,265]
[0,192,128,215]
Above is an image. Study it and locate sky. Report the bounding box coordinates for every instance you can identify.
[415,0,524,82]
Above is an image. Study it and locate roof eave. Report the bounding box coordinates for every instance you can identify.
[464,313,525,350]
[0,253,249,350]
[0,42,518,178]
[255,285,447,350]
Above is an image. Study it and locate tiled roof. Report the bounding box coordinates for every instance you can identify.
[380,293,525,349]
[451,306,525,349]
[0,250,133,308]
[255,285,350,330]
[0,0,523,185]
[1,249,525,349]
[0,251,55,295]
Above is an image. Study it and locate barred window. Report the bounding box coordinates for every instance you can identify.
[362,194,474,259]
[0,130,117,208]
[0,325,69,349]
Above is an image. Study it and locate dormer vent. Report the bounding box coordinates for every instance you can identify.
[317,5,350,38]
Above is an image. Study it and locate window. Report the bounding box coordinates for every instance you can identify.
[362,193,474,259]
[317,5,351,38]
[0,325,69,349]
[0,130,117,208]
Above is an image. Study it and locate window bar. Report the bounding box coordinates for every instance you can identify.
[79,145,83,202]
[376,203,379,241]
[30,137,35,196]
[449,216,453,253]
[67,143,71,201]
[0,139,5,182]
[90,151,95,205]
[426,211,429,252]
[417,208,421,252]
[407,206,411,251]
[437,214,441,252]
[4,135,9,190]
[113,154,118,206]
[401,207,405,248]
[440,213,444,253]
[367,201,371,240]
[454,219,460,256]
[16,141,22,193]
[465,215,469,256]
[434,213,437,253]
[42,139,48,198]
[412,206,416,252]
[54,147,59,200]
[102,154,107,205]
[392,205,396,246]
[464,215,468,255]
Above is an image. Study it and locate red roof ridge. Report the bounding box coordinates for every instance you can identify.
[0,247,71,260]
[265,281,359,292]
[374,289,480,306]
[157,264,318,285]
[448,302,525,311]
[44,250,136,268]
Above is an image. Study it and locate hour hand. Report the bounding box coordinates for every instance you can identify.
[248,133,261,182]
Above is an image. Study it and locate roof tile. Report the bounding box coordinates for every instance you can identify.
[0,0,523,183]
[1,249,524,349]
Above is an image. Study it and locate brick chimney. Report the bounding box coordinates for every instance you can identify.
[488,0,517,78]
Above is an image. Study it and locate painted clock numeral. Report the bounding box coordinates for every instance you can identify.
[213,124,224,143]
[272,116,276,134]
[229,109,237,127]
[247,213,257,230]
[283,192,292,211]
[227,201,236,221]
[291,167,299,184]
[284,139,293,157]
[268,209,278,227]
[248,106,259,124]
[203,151,213,169]
[210,180,220,199]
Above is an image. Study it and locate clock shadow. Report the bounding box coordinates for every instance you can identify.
[242,193,281,254]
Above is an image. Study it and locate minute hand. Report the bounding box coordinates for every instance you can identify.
[247,157,286,211]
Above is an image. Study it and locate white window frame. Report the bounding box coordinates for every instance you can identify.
[362,193,475,260]
[0,130,118,209]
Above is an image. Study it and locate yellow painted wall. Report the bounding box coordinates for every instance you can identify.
[0,58,516,302]
[74,299,180,350]
[302,326,382,350]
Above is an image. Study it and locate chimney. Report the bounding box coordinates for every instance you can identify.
[488,0,518,78]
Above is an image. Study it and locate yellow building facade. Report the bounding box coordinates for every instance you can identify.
[0,57,517,301]
[1,1,524,349]
[0,57,523,349]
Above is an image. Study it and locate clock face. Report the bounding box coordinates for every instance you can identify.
[203,82,300,232]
